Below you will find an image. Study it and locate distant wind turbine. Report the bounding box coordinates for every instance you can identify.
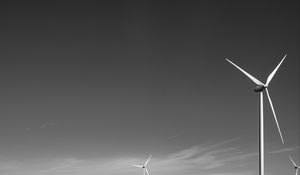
[132,155,152,175]
[226,55,286,175]
[289,156,300,175]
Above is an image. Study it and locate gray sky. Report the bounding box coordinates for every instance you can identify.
[0,1,299,175]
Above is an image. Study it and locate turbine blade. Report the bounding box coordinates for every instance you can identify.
[265,89,284,144]
[226,59,264,86]
[132,164,143,168]
[266,55,287,86]
[145,168,150,175]
[144,155,152,166]
[289,156,297,167]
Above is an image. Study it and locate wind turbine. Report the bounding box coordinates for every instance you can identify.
[132,155,152,175]
[289,156,300,175]
[226,55,286,175]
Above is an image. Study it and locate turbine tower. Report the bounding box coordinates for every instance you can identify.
[226,55,286,175]
[132,155,152,175]
[289,156,300,175]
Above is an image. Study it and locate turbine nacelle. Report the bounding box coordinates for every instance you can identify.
[254,85,267,92]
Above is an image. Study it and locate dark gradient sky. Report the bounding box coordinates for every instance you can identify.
[0,1,299,175]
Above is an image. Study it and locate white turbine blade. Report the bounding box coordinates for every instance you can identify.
[266,55,287,86]
[144,155,152,166]
[226,59,264,86]
[132,164,143,168]
[265,88,284,144]
[145,168,150,175]
[289,156,297,167]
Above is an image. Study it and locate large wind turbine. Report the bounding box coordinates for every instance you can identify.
[226,55,286,175]
[289,156,300,175]
[132,155,152,175]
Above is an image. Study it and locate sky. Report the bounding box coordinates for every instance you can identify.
[0,0,299,175]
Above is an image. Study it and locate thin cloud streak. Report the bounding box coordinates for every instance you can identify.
[269,146,299,154]
[40,158,84,173]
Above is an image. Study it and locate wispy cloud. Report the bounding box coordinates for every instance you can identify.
[33,139,256,175]
[149,142,256,174]
[269,146,299,154]
[167,133,182,140]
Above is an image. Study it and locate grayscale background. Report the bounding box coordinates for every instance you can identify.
[0,1,299,175]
